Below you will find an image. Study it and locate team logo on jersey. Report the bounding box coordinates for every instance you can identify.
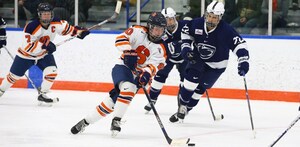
[162,34,168,41]
[182,24,189,34]
[196,43,216,59]
[195,29,203,35]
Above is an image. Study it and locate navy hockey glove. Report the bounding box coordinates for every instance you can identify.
[238,56,249,76]
[42,41,56,54]
[138,71,151,86]
[0,38,6,48]
[181,48,196,64]
[123,50,138,71]
[73,26,90,39]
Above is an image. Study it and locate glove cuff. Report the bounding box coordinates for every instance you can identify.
[0,35,6,40]
[123,50,137,55]
[238,56,249,63]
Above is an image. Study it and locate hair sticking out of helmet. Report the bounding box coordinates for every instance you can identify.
[161,7,178,31]
[37,3,54,24]
[147,12,167,43]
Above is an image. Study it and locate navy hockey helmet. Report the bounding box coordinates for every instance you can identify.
[147,12,167,43]
[37,3,54,24]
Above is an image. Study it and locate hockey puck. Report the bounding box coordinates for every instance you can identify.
[188,143,195,146]
[215,114,224,121]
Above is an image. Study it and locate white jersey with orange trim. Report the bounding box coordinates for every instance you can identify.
[17,18,75,60]
[115,25,167,76]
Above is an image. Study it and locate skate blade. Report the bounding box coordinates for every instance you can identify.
[111,130,120,138]
[178,119,184,123]
[38,101,53,107]
[37,97,59,107]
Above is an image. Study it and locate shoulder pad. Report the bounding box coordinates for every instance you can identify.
[52,17,61,22]
[24,19,41,34]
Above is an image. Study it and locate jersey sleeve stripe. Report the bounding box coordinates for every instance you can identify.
[160,43,167,60]
[32,25,41,35]
[28,42,39,53]
[62,24,72,35]
[24,43,35,52]
[115,42,130,47]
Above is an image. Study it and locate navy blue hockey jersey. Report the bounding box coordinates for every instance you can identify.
[162,20,189,63]
[181,17,249,69]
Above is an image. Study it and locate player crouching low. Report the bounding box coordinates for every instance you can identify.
[0,3,90,105]
[70,12,167,137]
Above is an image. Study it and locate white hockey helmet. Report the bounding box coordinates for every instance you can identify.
[161,7,178,31]
[161,7,176,18]
[206,1,225,16]
[205,1,225,28]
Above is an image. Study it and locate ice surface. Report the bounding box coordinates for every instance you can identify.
[0,88,299,147]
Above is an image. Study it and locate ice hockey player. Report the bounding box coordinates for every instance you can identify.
[70,12,167,137]
[0,3,90,104]
[144,7,190,112]
[169,1,250,123]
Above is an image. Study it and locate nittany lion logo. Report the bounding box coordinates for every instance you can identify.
[196,43,216,59]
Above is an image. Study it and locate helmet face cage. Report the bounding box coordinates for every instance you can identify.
[165,17,178,31]
[37,3,54,24]
[204,12,222,28]
[147,24,165,42]
[147,12,167,43]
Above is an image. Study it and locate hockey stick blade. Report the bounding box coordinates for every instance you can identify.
[56,0,122,47]
[170,138,190,146]
[141,85,190,146]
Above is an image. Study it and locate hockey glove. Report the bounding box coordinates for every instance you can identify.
[123,50,138,71]
[181,48,196,64]
[42,41,56,54]
[0,29,6,49]
[73,26,90,39]
[138,71,151,86]
[238,56,249,76]
[0,39,6,49]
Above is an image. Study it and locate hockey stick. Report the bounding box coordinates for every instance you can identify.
[141,85,190,146]
[242,73,256,138]
[205,90,224,121]
[269,114,300,147]
[2,46,40,92]
[55,0,123,47]
[2,46,58,102]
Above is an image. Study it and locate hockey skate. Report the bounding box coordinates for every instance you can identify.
[37,92,59,106]
[169,105,187,123]
[71,119,89,134]
[111,117,122,137]
[169,113,179,123]
[144,100,156,113]
[0,89,4,97]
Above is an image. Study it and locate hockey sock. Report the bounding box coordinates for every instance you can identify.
[113,91,135,118]
[85,96,114,124]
